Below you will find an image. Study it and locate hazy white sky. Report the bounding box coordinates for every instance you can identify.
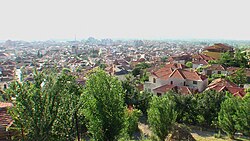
[0,0,250,41]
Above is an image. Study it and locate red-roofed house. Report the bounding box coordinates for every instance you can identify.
[192,53,214,69]
[144,65,208,95]
[202,43,234,60]
[203,64,227,76]
[205,78,246,97]
[168,54,192,65]
[152,84,197,96]
[0,102,14,140]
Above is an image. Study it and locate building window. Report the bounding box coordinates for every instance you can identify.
[218,71,221,74]
[170,81,173,85]
[153,78,156,83]
[157,93,162,96]
[193,81,197,85]
[3,84,7,90]
[184,82,186,86]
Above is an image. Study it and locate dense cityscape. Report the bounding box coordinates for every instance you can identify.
[1,0,250,140]
[0,38,250,140]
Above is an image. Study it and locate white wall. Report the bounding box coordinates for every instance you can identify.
[145,74,208,93]
[198,78,208,92]
[212,70,227,75]
[192,64,204,69]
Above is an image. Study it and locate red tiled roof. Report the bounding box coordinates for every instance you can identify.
[177,86,193,95]
[0,103,12,108]
[153,84,175,93]
[169,69,207,81]
[204,43,233,52]
[152,63,187,80]
[0,102,13,128]
[153,84,196,95]
[152,67,174,80]
[165,63,186,69]
[227,87,246,97]
[206,78,246,97]
[169,69,185,79]
[206,64,226,71]
[208,78,238,87]
[193,53,215,61]
[168,54,192,62]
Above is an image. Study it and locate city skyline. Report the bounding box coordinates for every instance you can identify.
[0,0,250,41]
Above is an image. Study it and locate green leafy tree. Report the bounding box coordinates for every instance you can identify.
[234,49,248,67]
[82,69,127,141]
[62,68,71,73]
[235,95,250,136]
[195,90,226,127]
[96,60,106,70]
[169,91,197,124]
[185,61,193,68]
[122,74,152,115]
[208,60,218,65]
[136,91,153,115]
[161,56,168,62]
[125,108,142,137]
[218,51,233,67]
[148,95,177,141]
[218,95,239,139]
[122,74,139,106]
[132,67,141,77]
[132,63,150,77]
[228,68,247,85]
[52,74,84,141]
[218,50,249,67]
[140,70,149,83]
[6,71,84,140]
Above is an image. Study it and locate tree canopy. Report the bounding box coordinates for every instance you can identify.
[82,69,127,141]
[148,94,177,141]
[6,70,84,141]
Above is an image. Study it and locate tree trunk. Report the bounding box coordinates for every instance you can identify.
[21,127,25,141]
[75,112,80,141]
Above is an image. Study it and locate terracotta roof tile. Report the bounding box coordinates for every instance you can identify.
[153,84,175,93]
[169,69,206,81]
[193,54,215,61]
[0,102,13,128]
[177,86,193,95]
[206,64,226,71]
[206,78,246,97]
[153,84,196,95]
[204,43,233,52]
[0,102,12,108]
[208,78,238,87]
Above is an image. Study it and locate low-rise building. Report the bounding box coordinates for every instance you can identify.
[144,63,208,95]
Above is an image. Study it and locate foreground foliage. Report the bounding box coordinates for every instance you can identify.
[82,69,127,141]
[148,94,177,141]
[6,70,84,141]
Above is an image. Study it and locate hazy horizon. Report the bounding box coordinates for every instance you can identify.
[1,0,250,41]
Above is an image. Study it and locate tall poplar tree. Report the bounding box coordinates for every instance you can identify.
[82,69,126,141]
